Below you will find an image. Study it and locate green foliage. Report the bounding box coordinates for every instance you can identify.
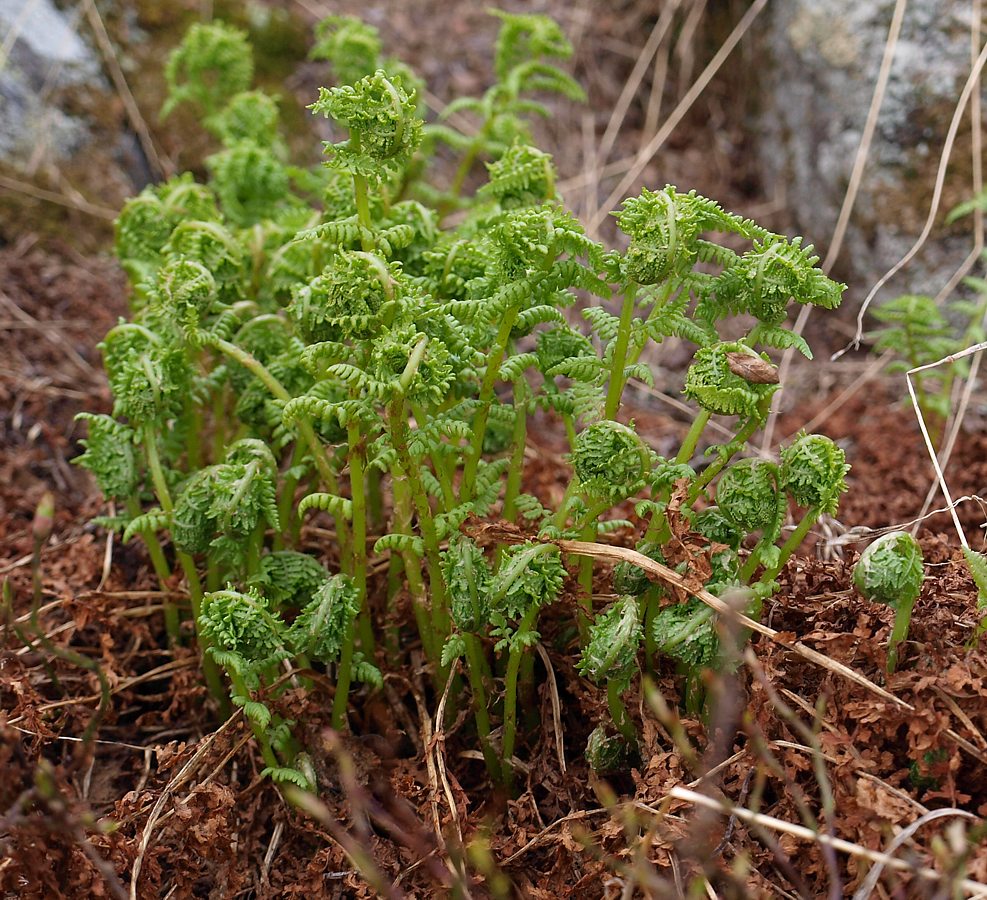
[79,11,848,790]
[779,433,849,516]
[853,531,924,672]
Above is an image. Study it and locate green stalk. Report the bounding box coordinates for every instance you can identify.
[501,384,529,522]
[761,508,821,585]
[501,602,539,787]
[125,496,178,640]
[607,679,636,744]
[387,399,449,640]
[390,469,437,662]
[206,336,350,554]
[886,596,915,674]
[346,418,374,653]
[461,308,520,501]
[462,634,502,783]
[141,425,227,711]
[228,668,280,770]
[604,284,637,419]
[643,588,660,671]
[351,133,375,253]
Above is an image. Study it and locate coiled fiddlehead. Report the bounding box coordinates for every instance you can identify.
[162,22,253,120]
[683,342,778,418]
[572,420,651,504]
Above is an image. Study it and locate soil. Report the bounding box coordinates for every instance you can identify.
[3,2,987,898]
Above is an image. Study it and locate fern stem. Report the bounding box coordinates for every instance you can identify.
[886,594,915,674]
[761,508,820,585]
[462,307,520,501]
[126,496,178,641]
[347,419,373,652]
[228,668,280,770]
[351,133,375,253]
[462,634,502,783]
[604,284,637,419]
[141,425,227,710]
[387,399,450,643]
[676,409,711,467]
[501,385,529,522]
[390,470,437,662]
[501,602,539,788]
[607,679,636,745]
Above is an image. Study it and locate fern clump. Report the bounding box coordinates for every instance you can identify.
[78,11,849,791]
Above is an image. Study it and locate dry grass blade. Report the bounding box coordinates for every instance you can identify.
[535,641,566,775]
[670,787,987,897]
[0,173,117,220]
[846,36,987,354]
[761,0,908,452]
[851,807,980,900]
[586,0,768,235]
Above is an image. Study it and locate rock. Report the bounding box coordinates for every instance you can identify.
[0,0,108,168]
[759,0,982,303]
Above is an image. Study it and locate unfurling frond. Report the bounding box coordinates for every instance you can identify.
[310,15,382,84]
[853,532,924,609]
[683,342,777,417]
[74,413,141,500]
[310,70,423,179]
[287,574,358,663]
[652,600,717,669]
[443,537,493,632]
[611,542,666,597]
[198,587,290,675]
[716,458,783,536]
[252,551,330,608]
[163,22,253,120]
[572,420,651,502]
[492,544,566,619]
[779,432,849,515]
[479,142,557,208]
[578,596,642,690]
[298,492,353,520]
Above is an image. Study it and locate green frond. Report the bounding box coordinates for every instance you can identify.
[374,532,425,557]
[492,543,565,619]
[199,586,290,670]
[491,10,574,79]
[683,342,777,417]
[443,536,493,632]
[251,551,330,608]
[578,596,642,690]
[963,547,987,609]
[611,542,666,597]
[209,90,281,148]
[573,420,651,502]
[853,532,924,609]
[652,599,717,669]
[122,509,171,544]
[779,432,849,515]
[478,142,557,208]
[497,352,537,383]
[287,573,358,663]
[206,141,291,226]
[536,326,595,378]
[298,492,353,520]
[746,323,813,359]
[310,70,424,180]
[715,458,783,536]
[310,15,382,84]
[163,22,253,120]
[73,413,141,500]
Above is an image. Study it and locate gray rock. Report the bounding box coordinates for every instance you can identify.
[759,0,981,303]
[0,0,107,167]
